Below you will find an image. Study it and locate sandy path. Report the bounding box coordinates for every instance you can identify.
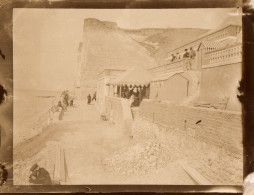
[14,101,194,185]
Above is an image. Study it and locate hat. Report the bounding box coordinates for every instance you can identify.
[30,163,38,171]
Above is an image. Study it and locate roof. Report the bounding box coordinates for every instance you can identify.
[197,41,224,51]
[111,66,154,86]
[198,15,241,39]
[167,16,241,55]
[151,70,184,82]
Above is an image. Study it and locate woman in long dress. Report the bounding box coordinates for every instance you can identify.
[87,94,91,104]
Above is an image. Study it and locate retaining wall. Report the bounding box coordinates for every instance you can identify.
[139,99,242,155]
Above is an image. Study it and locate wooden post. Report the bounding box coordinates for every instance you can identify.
[119,85,122,98]
[60,147,66,183]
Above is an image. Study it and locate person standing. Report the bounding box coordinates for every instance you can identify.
[92,92,96,101]
[171,54,176,62]
[176,52,180,60]
[189,47,196,59]
[87,94,91,105]
[183,49,190,58]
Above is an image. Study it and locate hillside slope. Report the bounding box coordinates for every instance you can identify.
[125,28,209,65]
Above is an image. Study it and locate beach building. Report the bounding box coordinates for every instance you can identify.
[96,68,126,113]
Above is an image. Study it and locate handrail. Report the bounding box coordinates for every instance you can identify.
[205,44,242,64]
[33,94,62,128]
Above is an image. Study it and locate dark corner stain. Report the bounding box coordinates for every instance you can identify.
[237,79,245,104]
[0,163,8,186]
[0,84,7,105]
[0,49,5,60]
[196,120,201,124]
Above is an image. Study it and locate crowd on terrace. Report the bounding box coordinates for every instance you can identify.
[171,47,196,62]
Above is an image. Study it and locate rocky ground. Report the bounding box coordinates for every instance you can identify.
[131,118,243,185]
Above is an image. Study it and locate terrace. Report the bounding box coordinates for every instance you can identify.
[203,43,242,68]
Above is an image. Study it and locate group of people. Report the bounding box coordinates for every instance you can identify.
[87,92,96,105]
[55,90,74,120]
[117,85,147,107]
[57,90,74,110]
[171,47,196,62]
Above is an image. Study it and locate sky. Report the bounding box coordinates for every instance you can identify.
[13,8,234,91]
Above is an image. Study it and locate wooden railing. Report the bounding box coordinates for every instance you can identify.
[205,44,242,65]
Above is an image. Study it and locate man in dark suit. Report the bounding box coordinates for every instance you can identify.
[29,163,52,185]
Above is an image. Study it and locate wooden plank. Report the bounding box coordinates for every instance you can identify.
[60,147,66,183]
[179,161,212,185]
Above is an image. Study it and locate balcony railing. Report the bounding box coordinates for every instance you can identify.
[205,44,242,65]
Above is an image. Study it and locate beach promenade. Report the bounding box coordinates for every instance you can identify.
[14,100,194,185]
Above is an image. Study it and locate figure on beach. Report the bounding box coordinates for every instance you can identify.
[29,163,52,185]
[69,99,74,106]
[87,94,91,105]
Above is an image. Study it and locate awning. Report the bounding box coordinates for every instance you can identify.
[111,66,154,86]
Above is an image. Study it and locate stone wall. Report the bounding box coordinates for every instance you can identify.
[139,99,242,155]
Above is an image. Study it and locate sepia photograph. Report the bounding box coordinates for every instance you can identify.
[11,7,243,186]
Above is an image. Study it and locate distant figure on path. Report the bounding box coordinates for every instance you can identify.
[87,94,91,105]
[59,106,64,120]
[69,99,74,106]
[29,163,52,185]
[65,90,69,106]
[92,92,96,101]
